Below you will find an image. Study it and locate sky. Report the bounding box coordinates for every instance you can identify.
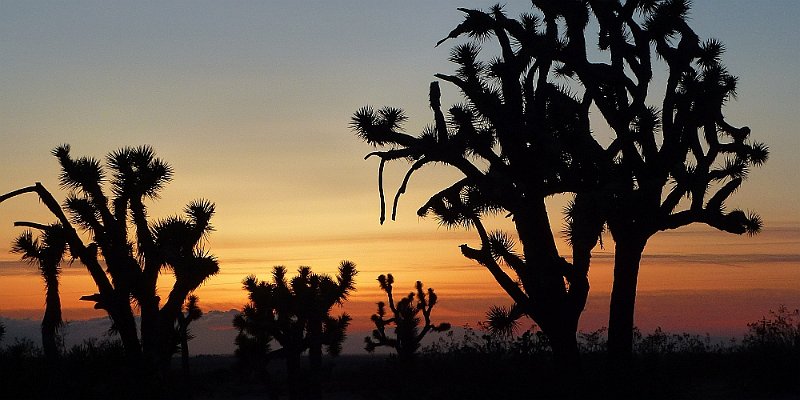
[1,1,799,353]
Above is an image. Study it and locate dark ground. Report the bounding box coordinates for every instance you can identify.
[1,337,798,399]
[186,351,799,400]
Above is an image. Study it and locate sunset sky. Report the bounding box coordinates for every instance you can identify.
[1,1,799,351]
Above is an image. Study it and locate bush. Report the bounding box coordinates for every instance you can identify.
[743,305,800,352]
[423,323,551,359]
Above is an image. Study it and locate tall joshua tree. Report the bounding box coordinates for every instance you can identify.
[11,224,68,362]
[535,0,767,358]
[365,274,450,362]
[0,145,219,369]
[354,1,766,362]
[233,261,356,400]
[352,6,605,364]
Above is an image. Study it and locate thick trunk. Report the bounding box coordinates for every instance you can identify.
[607,237,646,359]
[41,319,60,362]
[112,296,143,361]
[137,295,162,381]
[549,325,581,370]
[307,318,323,400]
[179,320,192,400]
[42,275,62,362]
[158,286,189,364]
[308,320,322,370]
[397,339,417,365]
[181,331,190,375]
[568,244,593,333]
[514,199,567,316]
[514,198,583,365]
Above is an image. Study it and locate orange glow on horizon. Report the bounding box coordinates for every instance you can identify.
[1,221,797,337]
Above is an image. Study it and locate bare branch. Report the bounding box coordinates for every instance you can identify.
[13,221,50,231]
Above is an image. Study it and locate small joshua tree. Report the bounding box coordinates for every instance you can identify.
[365,274,450,362]
[11,224,68,363]
[233,262,356,400]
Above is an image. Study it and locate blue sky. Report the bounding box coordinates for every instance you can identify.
[1,1,797,232]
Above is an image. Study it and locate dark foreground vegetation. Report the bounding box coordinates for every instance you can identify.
[1,307,797,400]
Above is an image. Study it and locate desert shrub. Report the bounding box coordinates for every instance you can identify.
[1,337,41,359]
[742,305,800,352]
[634,327,716,355]
[578,327,608,353]
[64,338,126,363]
[423,324,551,359]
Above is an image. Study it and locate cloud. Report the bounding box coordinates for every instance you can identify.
[640,253,800,267]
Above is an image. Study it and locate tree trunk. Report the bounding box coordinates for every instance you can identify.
[111,296,143,361]
[41,273,62,362]
[179,318,193,400]
[538,312,583,398]
[514,199,583,366]
[607,237,646,359]
[549,324,581,367]
[307,318,323,400]
[180,325,190,376]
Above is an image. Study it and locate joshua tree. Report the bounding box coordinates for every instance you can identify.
[353,1,766,362]
[11,224,68,362]
[365,274,450,362]
[351,6,605,364]
[523,0,767,358]
[233,261,356,400]
[0,145,219,370]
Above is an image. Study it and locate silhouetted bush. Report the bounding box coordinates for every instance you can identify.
[1,337,41,359]
[64,337,126,364]
[742,305,800,352]
[578,327,608,353]
[633,327,718,355]
[423,324,551,359]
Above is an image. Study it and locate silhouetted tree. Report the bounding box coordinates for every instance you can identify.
[365,274,450,362]
[10,224,68,362]
[532,0,767,358]
[0,321,5,344]
[233,261,356,400]
[353,1,767,362]
[0,145,219,371]
[352,5,605,365]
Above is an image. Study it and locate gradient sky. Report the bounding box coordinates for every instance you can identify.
[1,1,799,346]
